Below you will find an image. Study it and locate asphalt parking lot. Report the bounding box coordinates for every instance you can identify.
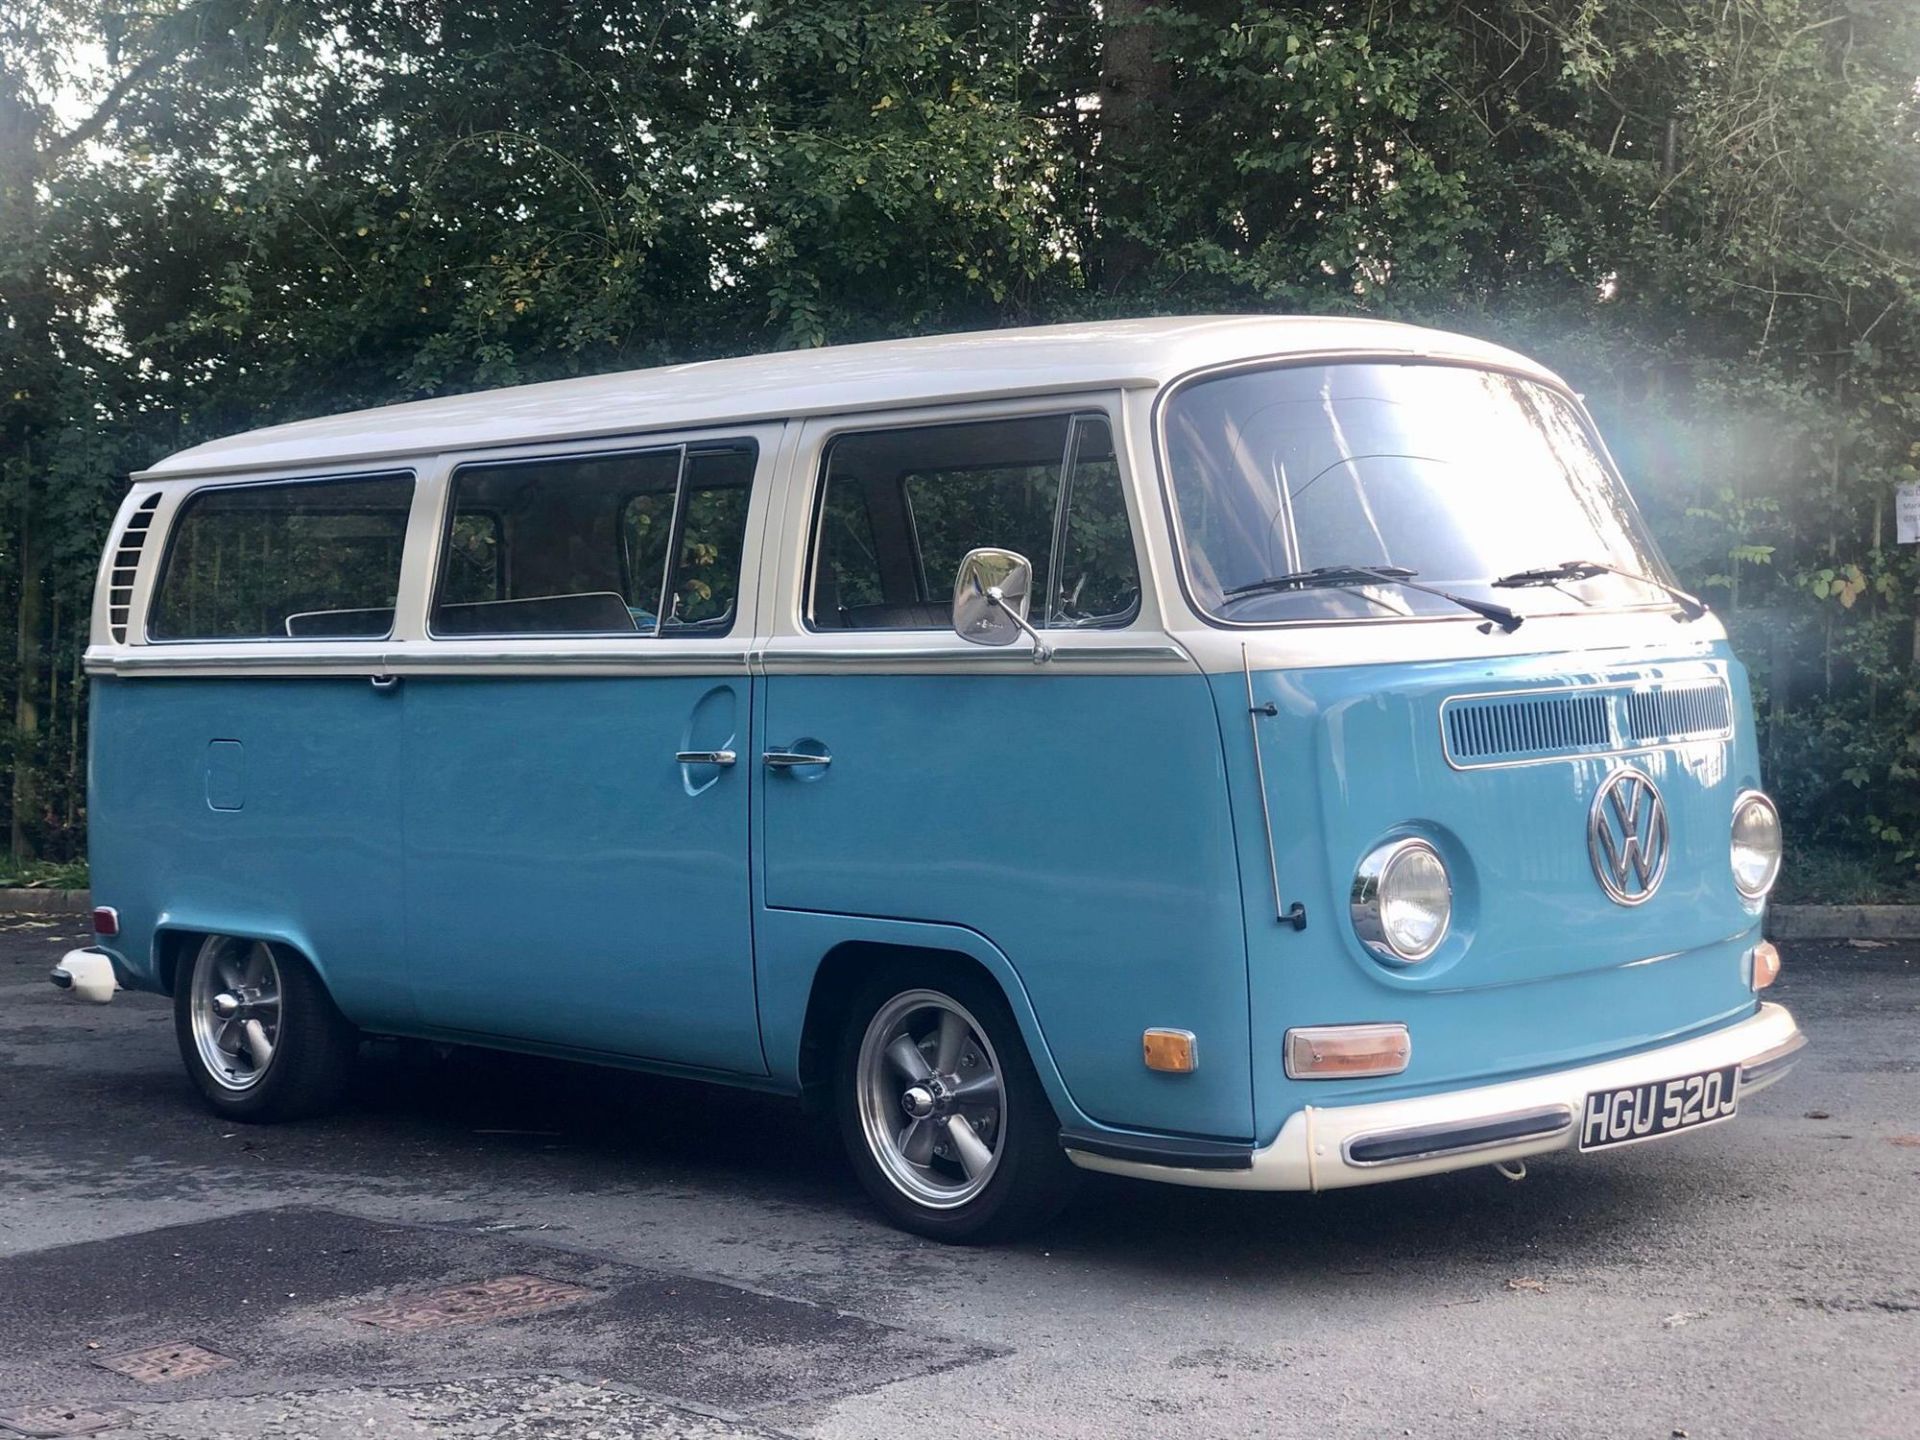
[1,919,1914,1440]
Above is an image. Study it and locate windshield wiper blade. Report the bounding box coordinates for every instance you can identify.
[1223,564,1522,632]
[1492,559,1708,621]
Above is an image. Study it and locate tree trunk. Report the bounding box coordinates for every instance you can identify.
[1097,0,1172,292]
[11,502,41,861]
[1,64,50,862]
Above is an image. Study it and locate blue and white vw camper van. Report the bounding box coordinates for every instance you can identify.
[68,317,1803,1240]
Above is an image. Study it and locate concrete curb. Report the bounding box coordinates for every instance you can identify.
[1769,905,1920,941]
[0,888,90,917]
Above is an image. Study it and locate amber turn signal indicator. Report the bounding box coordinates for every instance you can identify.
[1284,1022,1412,1080]
[1142,1029,1198,1073]
[1749,940,1782,991]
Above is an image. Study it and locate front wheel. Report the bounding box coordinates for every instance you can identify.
[836,966,1078,1242]
[173,935,358,1122]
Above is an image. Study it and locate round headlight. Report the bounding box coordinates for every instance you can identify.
[1352,839,1452,963]
[1731,791,1782,900]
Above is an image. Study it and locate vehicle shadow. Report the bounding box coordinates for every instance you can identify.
[344,1038,1729,1286]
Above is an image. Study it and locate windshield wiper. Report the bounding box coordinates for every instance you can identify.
[1491,559,1707,621]
[1222,565,1522,632]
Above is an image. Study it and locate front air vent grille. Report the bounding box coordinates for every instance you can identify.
[1442,679,1734,768]
[1446,692,1609,763]
[107,494,161,643]
[1620,682,1732,744]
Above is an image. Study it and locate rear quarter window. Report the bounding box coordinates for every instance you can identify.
[147,472,415,641]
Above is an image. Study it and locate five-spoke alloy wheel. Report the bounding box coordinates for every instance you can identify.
[188,938,283,1091]
[173,935,358,1122]
[837,965,1078,1242]
[856,989,1006,1208]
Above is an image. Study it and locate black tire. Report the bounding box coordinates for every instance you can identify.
[835,960,1079,1243]
[172,935,358,1123]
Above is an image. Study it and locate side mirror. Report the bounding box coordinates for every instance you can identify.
[952,547,1052,664]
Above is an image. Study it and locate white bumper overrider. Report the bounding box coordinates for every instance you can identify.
[1066,1002,1804,1191]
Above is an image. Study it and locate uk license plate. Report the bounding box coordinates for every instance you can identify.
[1578,1064,1739,1151]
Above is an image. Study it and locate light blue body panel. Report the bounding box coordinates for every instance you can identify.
[89,677,412,1025]
[399,675,763,1074]
[758,671,1253,1140]
[88,641,1768,1157]
[1223,642,1763,1145]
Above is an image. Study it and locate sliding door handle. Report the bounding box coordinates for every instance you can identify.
[763,749,831,770]
[675,750,736,767]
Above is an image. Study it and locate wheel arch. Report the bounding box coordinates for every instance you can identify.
[777,920,1089,1132]
[154,919,327,999]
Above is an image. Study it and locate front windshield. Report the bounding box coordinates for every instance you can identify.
[1162,361,1678,624]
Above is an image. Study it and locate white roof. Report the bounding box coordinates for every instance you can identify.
[138,315,1561,480]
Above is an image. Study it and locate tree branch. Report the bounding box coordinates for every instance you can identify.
[40,20,196,166]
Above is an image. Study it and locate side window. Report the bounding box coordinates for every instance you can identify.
[667,449,754,626]
[431,443,755,638]
[902,456,1064,610]
[1051,417,1140,627]
[440,512,503,606]
[148,472,414,640]
[807,412,1137,631]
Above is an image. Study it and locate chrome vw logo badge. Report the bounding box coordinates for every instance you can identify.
[1588,768,1670,906]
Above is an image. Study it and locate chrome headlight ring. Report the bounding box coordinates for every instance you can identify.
[1731,789,1783,901]
[1351,837,1453,964]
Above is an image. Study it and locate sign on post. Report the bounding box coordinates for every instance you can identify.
[1898,482,1920,545]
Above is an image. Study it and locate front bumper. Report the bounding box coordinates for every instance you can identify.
[1065,1001,1804,1191]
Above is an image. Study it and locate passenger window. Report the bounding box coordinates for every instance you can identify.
[1051,417,1140,627]
[432,443,754,637]
[808,413,1136,631]
[441,512,503,606]
[149,472,414,640]
[671,451,754,625]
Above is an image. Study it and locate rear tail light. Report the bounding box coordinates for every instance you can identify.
[91,907,120,938]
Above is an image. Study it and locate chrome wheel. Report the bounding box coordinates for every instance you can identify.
[189,940,283,1092]
[856,988,1005,1209]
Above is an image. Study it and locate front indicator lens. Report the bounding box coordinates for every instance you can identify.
[1285,1023,1412,1079]
[1352,839,1453,963]
[1731,791,1783,900]
[1748,940,1782,990]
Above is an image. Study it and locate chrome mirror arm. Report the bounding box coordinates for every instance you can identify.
[986,585,1053,665]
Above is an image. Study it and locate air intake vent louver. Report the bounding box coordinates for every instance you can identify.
[1619,683,1732,744]
[1441,680,1734,768]
[107,494,160,643]
[1445,692,1610,763]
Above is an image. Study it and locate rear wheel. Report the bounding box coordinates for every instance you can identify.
[173,935,357,1122]
[836,964,1077,1242]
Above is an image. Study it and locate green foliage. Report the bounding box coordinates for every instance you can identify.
[2,0,1917,897]
[0,857,88,890]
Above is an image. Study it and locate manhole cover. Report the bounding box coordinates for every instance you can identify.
[93,1341,234,1384]
[344,1273,597,1333]
[0,1405,131,1439]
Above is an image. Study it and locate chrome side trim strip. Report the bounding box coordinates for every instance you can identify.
[90,650,392,676]
[1341,1104,1575,1169]
[87,641,1189,678]
[86,646,753,677]
[752,643,1190,667]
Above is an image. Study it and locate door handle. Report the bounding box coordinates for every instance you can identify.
[763,749,831,770]
[675,750,737,767]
